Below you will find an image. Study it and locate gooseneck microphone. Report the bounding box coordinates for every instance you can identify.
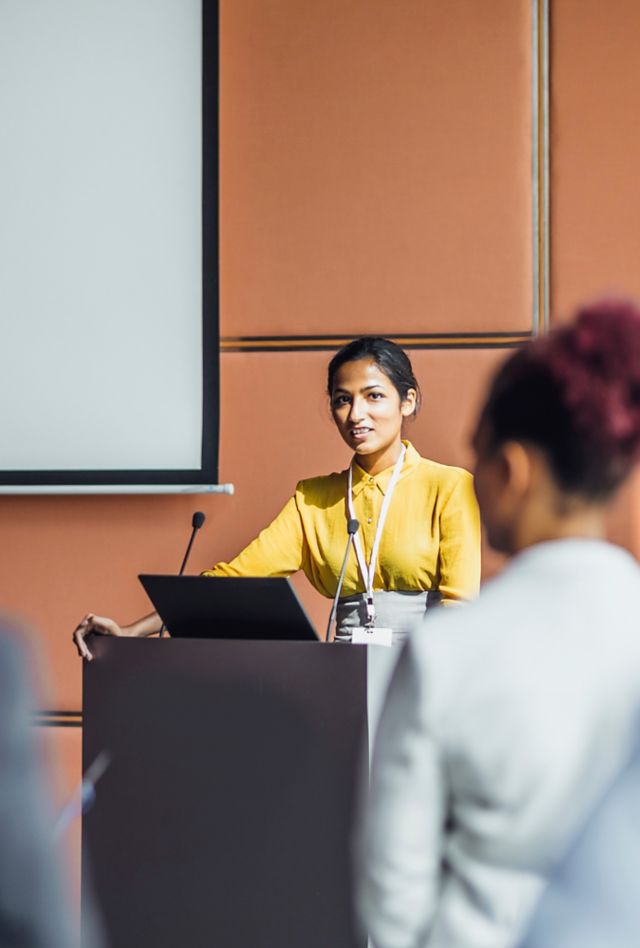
[179,511,206,574]
[325,518,360,643]
[159,511,206,638]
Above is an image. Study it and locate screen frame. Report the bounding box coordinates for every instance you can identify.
[0,0,219,491]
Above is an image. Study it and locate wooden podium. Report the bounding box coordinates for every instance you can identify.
[82,638,368,948]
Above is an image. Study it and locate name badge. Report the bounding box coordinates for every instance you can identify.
[351,626,393,648]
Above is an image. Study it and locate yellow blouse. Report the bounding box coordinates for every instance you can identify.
[203,441,481,603]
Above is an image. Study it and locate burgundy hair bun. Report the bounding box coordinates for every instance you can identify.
[546,300,640,461]
[482,297,640,498]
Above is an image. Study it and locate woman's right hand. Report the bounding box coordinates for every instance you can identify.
[72,613,127,662]
[73,610,162,660]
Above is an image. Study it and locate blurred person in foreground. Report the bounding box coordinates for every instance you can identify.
[520,730,640,948]
[358,300,640,948]
[0,622,79,948]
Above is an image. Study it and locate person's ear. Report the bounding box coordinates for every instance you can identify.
[401,389,417,417]
[500,440,533,497]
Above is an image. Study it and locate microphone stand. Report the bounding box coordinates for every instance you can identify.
[159,511,206,638]
[325,518,360,642]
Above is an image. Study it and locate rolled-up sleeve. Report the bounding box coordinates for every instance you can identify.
[357,640,446,948]
[202,493,304,578]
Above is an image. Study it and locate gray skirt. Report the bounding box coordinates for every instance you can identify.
[334,590,432,752]
[335,590,430,645]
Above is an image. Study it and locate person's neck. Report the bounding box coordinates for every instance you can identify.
[511,506,607,555]
[355,439,404,476]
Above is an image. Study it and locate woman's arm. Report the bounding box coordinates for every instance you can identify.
[202,494,305,578]
[72,610,162,661]
[74,491,306,660]
[437,470,481,604]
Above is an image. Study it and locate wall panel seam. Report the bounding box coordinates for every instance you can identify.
[220,333,533,353]
[533,0,550,333]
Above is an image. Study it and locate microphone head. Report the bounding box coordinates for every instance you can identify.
[347,518,360,535]
[192,511,206,529]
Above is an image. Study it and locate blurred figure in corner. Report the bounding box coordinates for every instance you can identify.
[0,620,81,948]
[358,300,640,948]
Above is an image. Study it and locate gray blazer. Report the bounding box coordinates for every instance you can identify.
[358,539,640,948]
[521,731,640,947]
[0,624,78,948]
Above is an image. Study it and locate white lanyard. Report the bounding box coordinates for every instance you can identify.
[347,443,406,626]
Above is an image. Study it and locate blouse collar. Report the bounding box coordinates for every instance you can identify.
[350,440,421,497]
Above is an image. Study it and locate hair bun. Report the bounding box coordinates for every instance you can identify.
[548,300,640,460]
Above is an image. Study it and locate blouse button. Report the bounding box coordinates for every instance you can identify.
[367,517,373,524]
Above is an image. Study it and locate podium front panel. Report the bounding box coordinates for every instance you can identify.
[83,638,367,948]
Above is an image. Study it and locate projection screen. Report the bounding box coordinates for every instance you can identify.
[0,0,221,492]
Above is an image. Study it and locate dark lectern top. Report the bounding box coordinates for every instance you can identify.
[139,574,319,640]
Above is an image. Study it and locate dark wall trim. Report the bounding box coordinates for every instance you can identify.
[221,332,533,353]
[31,711,83,728]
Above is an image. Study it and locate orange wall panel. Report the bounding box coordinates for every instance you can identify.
[550,0,640,318]
[550,0,640,560]
[220,0,534,337]
[0,493,221,709]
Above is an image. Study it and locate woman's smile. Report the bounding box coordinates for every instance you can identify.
[350,426,374,442]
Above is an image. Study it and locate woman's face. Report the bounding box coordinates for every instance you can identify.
[330,358,416,464]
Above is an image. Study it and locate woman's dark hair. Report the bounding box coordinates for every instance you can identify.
[480,300,640,498]
[327,336,421,414]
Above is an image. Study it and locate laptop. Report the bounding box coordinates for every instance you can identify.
[139,575,319,641]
